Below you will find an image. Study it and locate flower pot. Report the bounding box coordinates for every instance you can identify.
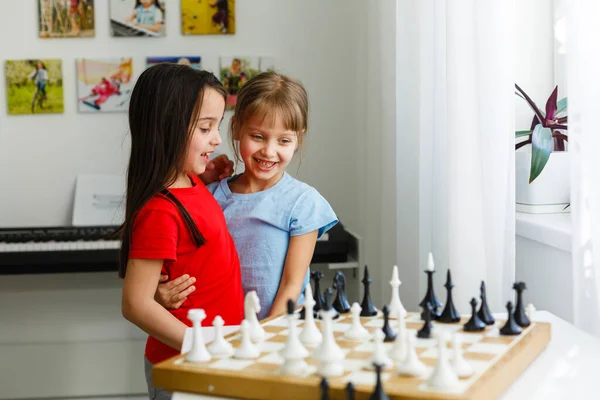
[515,151,570,213]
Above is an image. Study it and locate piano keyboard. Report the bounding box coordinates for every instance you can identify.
[0,226,119,253]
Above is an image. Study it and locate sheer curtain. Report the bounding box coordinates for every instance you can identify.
[568,1,600,336]
[419,0,516,312]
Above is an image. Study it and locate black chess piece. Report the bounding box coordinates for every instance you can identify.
[463,298,486,332]
[439,269,460,323]
[299,303,317,320]
[369,363,390,400]
[417,302,433,338]
[500,301,523,335]
[419,266,442,320]
[333,271,351,313]
[311,270,326,312]
[513,282,531,327]
[360,265,378,317]
[345,382,355,400]
[287,298,295,316]
[477,281,495,325]
[321,287,340,320]
[320,376,329,400]
[381,305,397,342]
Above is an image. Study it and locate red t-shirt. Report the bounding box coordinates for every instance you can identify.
[129,174,244,364]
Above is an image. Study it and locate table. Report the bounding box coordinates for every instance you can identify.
[172,311,600,400]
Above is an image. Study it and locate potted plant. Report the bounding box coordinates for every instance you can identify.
[515,84,569,213]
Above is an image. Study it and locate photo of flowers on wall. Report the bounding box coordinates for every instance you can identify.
[219,56,275,110]
[39,0,95,38]
[5,59,64,115]
[110,0,165,37]
[146,56,202,70]
[76,58,134,113]
[181,0,235,35]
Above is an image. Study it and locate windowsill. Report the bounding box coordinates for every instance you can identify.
[515,211,572,253]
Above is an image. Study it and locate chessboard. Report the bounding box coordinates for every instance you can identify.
[153,310,551,400]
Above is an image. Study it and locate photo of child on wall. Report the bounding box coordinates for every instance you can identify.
[219,56,275,109]
[39,0,95,38]
[76,58,134,113]
[181,0,235,35]
[146,56,201,70]
[110,0,165,37]
[5,59,64,115]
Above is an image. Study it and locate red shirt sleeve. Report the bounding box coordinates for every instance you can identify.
[129,207,178,261]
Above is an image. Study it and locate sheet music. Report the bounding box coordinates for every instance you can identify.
[72,174,126,226]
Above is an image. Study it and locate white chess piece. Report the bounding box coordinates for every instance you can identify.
[389,308,407,362]
[186,309,211,363]
[427,252,435,271]
[314,306,345,376]
[244,291,265,343]
[207,316,234,358]
[299,285,322,346]
[234,320,260,359]
[450,333,473,378]
[397,334,427,377]
[344,302,370,341]
[280,306,310,376]
[369,330,393,370]
[388,265,407,319]
[427,331,460,390]
[526,303,536,323]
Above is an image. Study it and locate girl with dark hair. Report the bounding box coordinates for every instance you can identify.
[126,0,164,33]
[119,63,243,400]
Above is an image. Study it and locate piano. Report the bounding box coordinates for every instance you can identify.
[110,19,161,37]
[0,223,354,275]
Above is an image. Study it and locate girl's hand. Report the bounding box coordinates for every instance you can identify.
[155,274,196,309]
[199,154,234,185]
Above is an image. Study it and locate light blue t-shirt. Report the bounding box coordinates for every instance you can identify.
[208,172,338,320]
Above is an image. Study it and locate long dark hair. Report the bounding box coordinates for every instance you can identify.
[117,63,226,278]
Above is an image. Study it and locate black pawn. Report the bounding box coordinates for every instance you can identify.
[345,382,355,400]
[500,301,523,335]
[332,271,351,313]
[322,287,340,320]
[417,302,433,338]
[463,298,486,332]
[311,270,325,312]
[477,281,495,325]
[439,269,460,323]
[381,305,397,342]
[419,268,442,320]
[320,377,329,400]
[369,363,390,400]
[360,265,378,317]
[513,282,530,327]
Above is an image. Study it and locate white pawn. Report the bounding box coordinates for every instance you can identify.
[280,300,310,376]
[300,285,322,346]
[526,303,536,323]
[344,302,370,341]
[315,306,345,377]
[244,291,265,343]
[388,265,407,319]
[450,333,473,378]
[369,330,393,370]
[186,309,211,363]
[427,331,460,390]
[397,334,427,377]
[208,316,234,358]
[234,320,260,359]
[390,308,407,362]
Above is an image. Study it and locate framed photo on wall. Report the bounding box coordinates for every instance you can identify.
[5,59,64,115]
[76,58,134,113]
[110,0,166,37]
[39,0,95,38]
[146,56,202,70]
[219,56,275,110]
[181,0,235,35]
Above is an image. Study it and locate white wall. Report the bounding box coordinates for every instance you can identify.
[0,1,366,398]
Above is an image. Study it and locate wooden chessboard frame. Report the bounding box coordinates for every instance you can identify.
[153,313,551,400]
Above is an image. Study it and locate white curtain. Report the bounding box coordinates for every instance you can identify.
[568,1,600,336]
[418,0,516,313]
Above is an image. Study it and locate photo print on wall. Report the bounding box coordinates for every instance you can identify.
[181,0,235,35]
[146,56,202,70]
[5,59,64,115]
[39,0,95,38]
[219,56,275,110]
[76,58,134,113]
[110,0,165,37]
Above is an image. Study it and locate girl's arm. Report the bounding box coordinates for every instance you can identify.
[268,230,318,317]
[122,258,187,350]
[125,12,136,23]
[139,22,162,32]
